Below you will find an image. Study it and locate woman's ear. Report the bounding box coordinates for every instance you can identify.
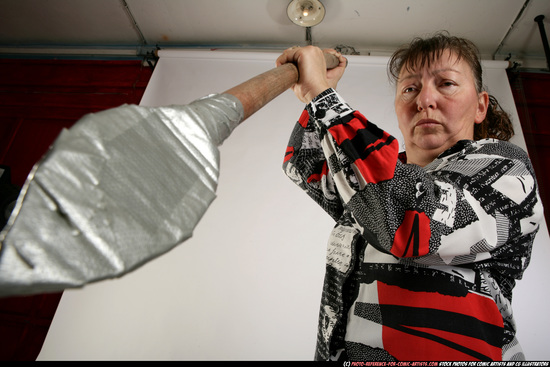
[474,91,489,124]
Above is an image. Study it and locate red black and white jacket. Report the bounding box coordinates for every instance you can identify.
[283,89,544,361]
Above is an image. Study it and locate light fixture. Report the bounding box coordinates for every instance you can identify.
[287,0,325,27]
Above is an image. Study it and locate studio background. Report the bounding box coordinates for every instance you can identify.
[37,50,550,360]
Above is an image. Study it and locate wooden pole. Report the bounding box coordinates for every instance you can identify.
[224,53,339,121]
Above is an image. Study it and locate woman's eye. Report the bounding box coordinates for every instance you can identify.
[441,80,456,87]
[403,86,416,93]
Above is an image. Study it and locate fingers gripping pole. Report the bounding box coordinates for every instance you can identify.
[224,53,340,121]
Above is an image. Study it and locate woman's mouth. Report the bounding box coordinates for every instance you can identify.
[416,118,440,127]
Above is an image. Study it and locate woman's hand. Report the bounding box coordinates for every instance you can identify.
[276,46,347,104]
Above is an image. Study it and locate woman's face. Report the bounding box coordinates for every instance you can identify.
[394,50,488,166]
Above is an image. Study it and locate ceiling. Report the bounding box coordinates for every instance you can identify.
[1,0,550,70]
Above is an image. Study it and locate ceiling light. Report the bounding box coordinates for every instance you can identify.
[287,0,325,27]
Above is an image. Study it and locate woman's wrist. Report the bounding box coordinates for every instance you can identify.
[304,84,332,104]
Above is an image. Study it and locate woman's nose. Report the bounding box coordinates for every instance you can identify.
[417,85,437,111]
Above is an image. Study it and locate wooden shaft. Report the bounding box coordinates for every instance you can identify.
[224,53,339,121]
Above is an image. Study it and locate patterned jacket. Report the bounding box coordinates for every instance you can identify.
[283,89,544,361]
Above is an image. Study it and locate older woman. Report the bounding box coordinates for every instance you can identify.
[277,33,544,361]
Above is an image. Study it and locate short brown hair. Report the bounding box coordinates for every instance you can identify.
[388,32,514,141]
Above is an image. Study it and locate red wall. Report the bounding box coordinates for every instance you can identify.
[0,59,152,360]
[508,70,550,230]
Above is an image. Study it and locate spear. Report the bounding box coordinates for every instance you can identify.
[0,53,339,297]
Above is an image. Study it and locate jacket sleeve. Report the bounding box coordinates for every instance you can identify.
[283,102,344,221]
[285,88,544,279]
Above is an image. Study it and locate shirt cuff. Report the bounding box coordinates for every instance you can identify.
[307,88,355,128]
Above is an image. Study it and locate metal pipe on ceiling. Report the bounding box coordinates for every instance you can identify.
[492,0,532,60]
[534,15,550,70]
[121,0,148,46]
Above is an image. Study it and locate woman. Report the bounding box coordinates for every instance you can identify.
[277,33,544,361]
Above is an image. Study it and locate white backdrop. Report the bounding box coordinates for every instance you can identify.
[38,50,549,360]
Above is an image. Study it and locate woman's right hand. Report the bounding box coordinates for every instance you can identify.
[276,46,347,104]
